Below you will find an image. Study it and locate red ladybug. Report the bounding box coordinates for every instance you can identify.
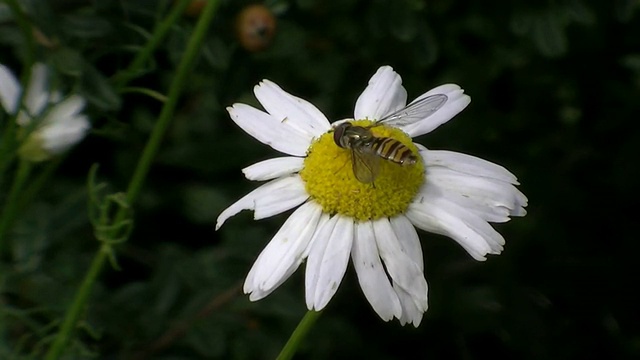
[235,4,276,52]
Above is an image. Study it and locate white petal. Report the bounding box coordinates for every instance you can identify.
[419,185,513,223]
[394,283,426,327]
[423,148,519,184]
[416,146,528,219]
[351,221,401,321]
[227,104,312,157]
[373,218,428,312]
[215,175,309,230]
[41,95,86,125]
[243,202,323,300]
[242,157,304,181]
[254,80,331,138]
[305,214,336,308]
[406,194,505,261]
[305,215,353,310]
[0,64,20,114]
[389,215,428,325]
[402,84,471,137]
[389,215,423,271]
[301,210,331,259]
[354,66,407,121]
[425,165,527,219]
[24,63,50,115]
[39,115,90,154]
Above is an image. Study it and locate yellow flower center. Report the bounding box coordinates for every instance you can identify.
[299,120,424,221]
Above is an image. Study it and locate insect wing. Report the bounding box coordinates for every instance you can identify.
[351,145,380,184]
[377,94,448,127]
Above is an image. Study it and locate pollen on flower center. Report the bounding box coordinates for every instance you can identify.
[299,120,424,221]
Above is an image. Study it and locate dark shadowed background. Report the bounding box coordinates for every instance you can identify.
[1,0,639,359]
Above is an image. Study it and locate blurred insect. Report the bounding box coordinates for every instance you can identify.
[333,94,448,184]
[235,4,276,52]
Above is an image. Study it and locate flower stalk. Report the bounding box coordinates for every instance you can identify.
[276,311,322,360]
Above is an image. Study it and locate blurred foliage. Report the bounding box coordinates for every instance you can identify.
[1,0,639,359]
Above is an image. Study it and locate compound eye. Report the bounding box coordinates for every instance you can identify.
[333,122,350,148]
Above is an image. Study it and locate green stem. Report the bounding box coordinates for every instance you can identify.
[276,311,323,360]
[0,160,32,253]
[119,87,168,103]
[43,1,221,358]
[43,244,109,360]
[16,157,64,214]
[111,0,192,89]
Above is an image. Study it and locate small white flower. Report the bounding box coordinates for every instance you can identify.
[216,66,527,326]
[0,63,90,162]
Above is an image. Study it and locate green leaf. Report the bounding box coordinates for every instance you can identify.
[61,12,112,39]
[621,54,640,72]
[183,323,226,357]
[201,37,231,71]
[388,2,418,42]
[181,185,228,224]
[79,63,122,110]
[510,11,534,36]
[564,0,595,25]
[615,0,640,22]
[412,23,438,67]
[532,12,567,57]
[51,47,84,77]
[0,4,13,23]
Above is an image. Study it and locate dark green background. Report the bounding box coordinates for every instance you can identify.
[1,0,639,358]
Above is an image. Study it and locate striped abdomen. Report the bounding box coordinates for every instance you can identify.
[371,137,417,166]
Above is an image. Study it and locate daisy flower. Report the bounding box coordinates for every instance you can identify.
[216,66,527,326]
[0,63,90,162]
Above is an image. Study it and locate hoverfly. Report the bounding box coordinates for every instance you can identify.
[333,94,448,184]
